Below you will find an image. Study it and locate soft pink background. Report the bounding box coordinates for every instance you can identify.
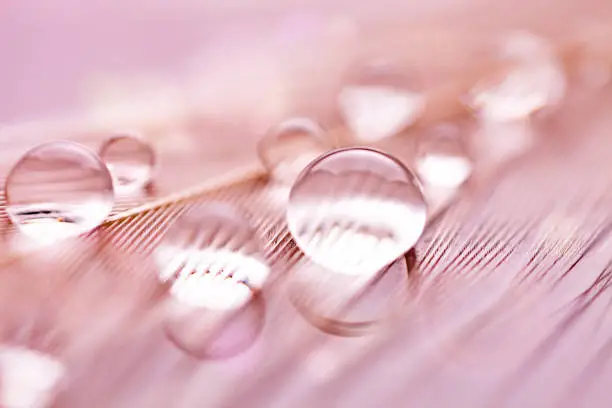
[2,0,610,124]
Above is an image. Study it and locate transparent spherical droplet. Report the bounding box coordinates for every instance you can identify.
[287,147,427,277]
[155,203,269,358]
[99,133,156,195]
[468,31,566,123]
[338,61,425,143]
[415,124,473,189]
[257,118,330,186]
[5,141,114,245]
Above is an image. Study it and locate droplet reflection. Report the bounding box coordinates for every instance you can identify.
[5,141,114,246]
[338,61,425,143]
[257,118,330,186]
[99,133,156,195]
[155,203,268,358]
[291,251,417,337]
[286,147,427,278]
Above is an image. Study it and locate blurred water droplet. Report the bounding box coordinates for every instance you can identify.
[415,124,473,211]
[0,346,65,408]
[468,31,566,123]
[164,293,266,360]
[287,147,427,278]
[5,141,114,246]
[257,118,330,186]
[99,133,156,196]
[500,30,554,60]
[291,251,416,337]
[338,62,425,143]
[155,203,268,358]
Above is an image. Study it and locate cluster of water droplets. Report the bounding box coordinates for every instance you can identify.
[5,133,157,249]
[253,58,477,333]
[257,116,432,331]
[0,29,573,351]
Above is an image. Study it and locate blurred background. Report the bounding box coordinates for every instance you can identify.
[3,0,611,124]
[3,1,612,408]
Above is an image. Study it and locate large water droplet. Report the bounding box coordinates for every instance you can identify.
[99,133,156,195]
[468,31,566,123]
[155,203,268,358]
[287,147,427,278]
[338,61,425,143]
[415,123,473,211]
[257,118,330,186]
[5,141,114,245]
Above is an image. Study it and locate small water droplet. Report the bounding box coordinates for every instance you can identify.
[468,31,566,123]
[155,203,268,359]
[99,133,156,195]
[5,141,114,245]
[286,147,427,277]
[257,118,330,186]
[415,124,473,189]
[338,61,425,143]
[415,124,473,210]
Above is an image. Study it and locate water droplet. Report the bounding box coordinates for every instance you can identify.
[155,203,268,358]
[5,141,114,245]
[258,118,330,186]
[338,61,425,143]
[415,124,473,210]
[286,147,427,277]
[99,133,156,195]
[291,251,417,336]
[0,346,65,408]
[468,31,566,123]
